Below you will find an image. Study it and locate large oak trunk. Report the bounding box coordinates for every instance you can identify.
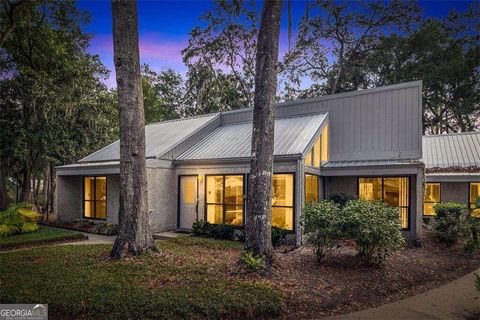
[245,0,282,263]
[110,0,157,259]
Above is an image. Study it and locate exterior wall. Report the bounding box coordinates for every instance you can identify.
[55,174,120,225]
[55,175,82,222]
[147,167,177,232]
[440,182,469,205]
[323,172,422,244]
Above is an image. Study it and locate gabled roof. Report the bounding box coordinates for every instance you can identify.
[422,132,480,172]
[78,113,219,162]
[176,113,328,162]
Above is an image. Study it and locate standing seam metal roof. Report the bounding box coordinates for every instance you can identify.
[176,113,328,161]
[422,132,480,169]
[78,113,219,162]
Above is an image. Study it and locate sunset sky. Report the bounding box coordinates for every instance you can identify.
[76,0,473,88]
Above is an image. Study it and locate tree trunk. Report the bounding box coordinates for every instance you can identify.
[0,159,8,211]
[19,164,31,202]
[110,0,157,259]
[245,0,282,264]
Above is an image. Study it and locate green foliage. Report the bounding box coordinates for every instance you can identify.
[328,193,357,208]
[241,251,264,272]
[342,200,405,265]
[303,201,342,262]
[271,227,289,247]
[432,202,469,246]
[192,220,211,236]
[92,222,118,236]
[0,203,40,238]
[0,226,86,250]
[464,216,480,254]
[191,220,235,240]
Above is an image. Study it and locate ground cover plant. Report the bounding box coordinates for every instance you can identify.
[0,203,40,237]
[0,226,86,250]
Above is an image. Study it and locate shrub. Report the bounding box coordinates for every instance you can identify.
[432,202,469,246]
[476,274,480,292]
[0,203,40,238]
[192,220,212,236]
[465,214,480,254]
[303,201,342,262]
[342,200,404,265]
[328,193,357,208]
[211,224,235,240]
[271,227,289,247]
[92,222,118,236]
[241,251,264,272]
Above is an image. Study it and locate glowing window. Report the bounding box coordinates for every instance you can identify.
[272,174,294,230]
[83,176,107,219]
[206,175,244,226]
[305,174,319,203]
[358,177,409,229]
[304,125,329,167]
[470,183,480,218]
[424,183,440,216]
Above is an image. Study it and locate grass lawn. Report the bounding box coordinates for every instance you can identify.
[0,226,87,250]
[1,232,479,319]
[0,237,284,319]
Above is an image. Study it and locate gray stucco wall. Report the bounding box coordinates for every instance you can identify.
[147,167,177,232]
[55,175,82,222]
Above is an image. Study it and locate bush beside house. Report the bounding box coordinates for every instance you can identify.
[303,199,404,265]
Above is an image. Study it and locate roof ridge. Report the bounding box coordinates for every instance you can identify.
[145,112,219,127]
[423,131,480,138]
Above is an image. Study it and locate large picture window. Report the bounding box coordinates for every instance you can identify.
[470,183,480,218]
[358,177,409,229]
[304,124,329,167]
[424,183,440,216]
[84,176,107,219]
[206,175,244,226]
[305,174,319,203]
[272,174,294,230]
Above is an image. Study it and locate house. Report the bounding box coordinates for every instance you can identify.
[422,132,480,217]
[55,80,425,245]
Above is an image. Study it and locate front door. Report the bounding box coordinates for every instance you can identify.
[179,176,198,229]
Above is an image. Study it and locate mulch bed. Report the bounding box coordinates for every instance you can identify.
[238,229,480,319]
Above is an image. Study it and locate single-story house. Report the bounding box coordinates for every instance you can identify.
[422,132,480,217]
[55,80,425,245]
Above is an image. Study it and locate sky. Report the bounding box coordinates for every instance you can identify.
[76,0,475,88]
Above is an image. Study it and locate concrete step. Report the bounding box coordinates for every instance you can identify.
[153,231,189,240]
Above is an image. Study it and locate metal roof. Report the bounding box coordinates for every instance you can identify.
[422,132,480,170]
[176,113,328,161]
[79,114,219,162]
[322,159,422,168]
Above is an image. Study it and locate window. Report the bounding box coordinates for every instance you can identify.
[470,183,480,218]
[424,183,440,216]
[272,174,294,230]
[358,177,410,229]
[304,125,329,167]
[305,174,319,203]
[84,176,107,219]
[206,175,244,226]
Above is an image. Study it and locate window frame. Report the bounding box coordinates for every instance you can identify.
[305,173,319,203]
[270,172,296,232]
[304,124,328,168]
[82,176,108,220]
[423,182,441,216]
[204,174,246,227]
[357,176,411,231]
[469,182,480,217]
